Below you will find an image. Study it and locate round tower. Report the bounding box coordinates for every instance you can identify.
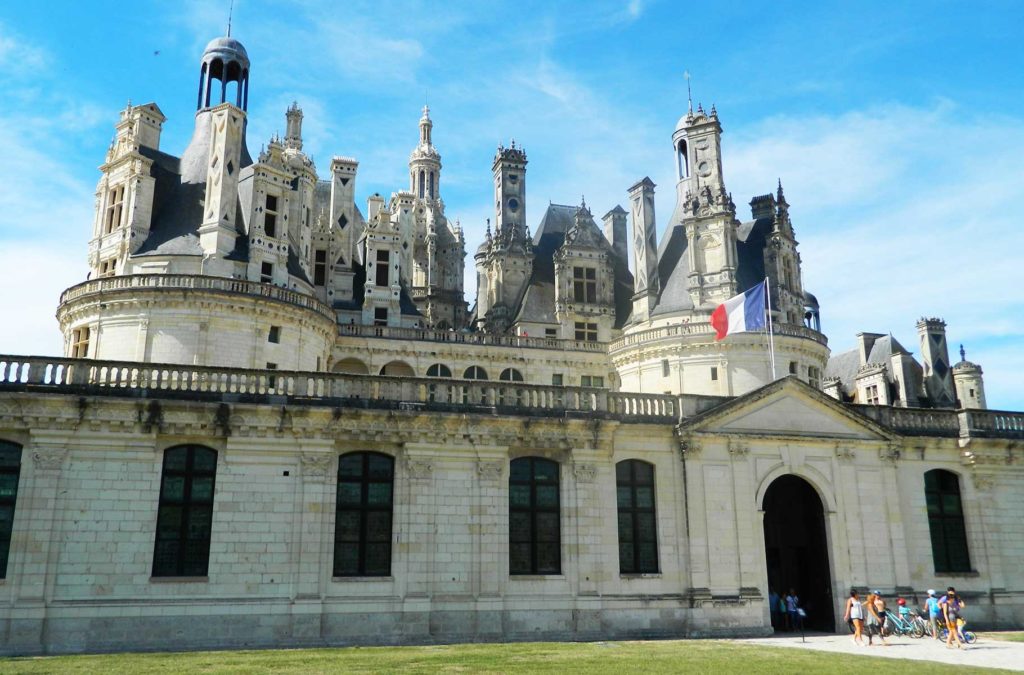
[197,36,250,111]
[409,106,441,200]
[953,345,987,409]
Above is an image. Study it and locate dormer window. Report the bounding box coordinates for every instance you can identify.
[573,267,597,303]
[104,185,125,234]
[265,194,278,237]
[375,250,390,286]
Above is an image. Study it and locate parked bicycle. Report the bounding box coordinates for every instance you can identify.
[883,609,925,638]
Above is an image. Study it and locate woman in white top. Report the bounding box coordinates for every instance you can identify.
[844,589,865,645]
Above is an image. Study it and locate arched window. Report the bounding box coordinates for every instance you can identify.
[463,366,488,380]
[677,139,689,179]
[509,457,560,575]
[335,452,394,577]
[153,445,217,577]
[379,361,415,377]
[924,469,971,573]
[418,170,425,198]
[0,440,23,579]
[429,172,435,199]
[426,364,452,378]
[616,460,658,574]
[499,368,524,382]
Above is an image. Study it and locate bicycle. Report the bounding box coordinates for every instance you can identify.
[884,609,925,638]
[939,618,977,645]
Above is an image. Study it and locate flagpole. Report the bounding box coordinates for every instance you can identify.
[765,277,777,380]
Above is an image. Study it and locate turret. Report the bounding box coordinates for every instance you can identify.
[285,101,303,150]
[953,345,987,409]
[197,36,250,111]
[602,205,628,261]
[409,106,441,200]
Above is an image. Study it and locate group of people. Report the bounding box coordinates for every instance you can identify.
[843,586,968,649]
[768,588,804,632]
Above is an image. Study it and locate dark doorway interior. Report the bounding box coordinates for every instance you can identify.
[763,474,835,632]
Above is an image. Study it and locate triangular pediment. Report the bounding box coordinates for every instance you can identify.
[683,377,896,441]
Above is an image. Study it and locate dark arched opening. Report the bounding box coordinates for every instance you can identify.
[762,474,834,632]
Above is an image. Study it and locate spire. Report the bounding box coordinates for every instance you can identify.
[227,0,234,36]
[418,104,433,146]
[685,70,692,114]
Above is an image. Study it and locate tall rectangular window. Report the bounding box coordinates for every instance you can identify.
[104,185,125,234]
[0,441,23,579]
[572,267,597,303]
[375,250,390,287]
[314,249,327,286]
[925,470,971,573]
[261,261,273,284]
[264,194,278,237]
[509,457,560,575]
[71,327,90,358]
[335,452,394,577]
[268,326,281,344]
[152,445,217,577]
[617,460,658,574]
[374,307,388,326]
[574,321,597,342]
[866,384,880,405]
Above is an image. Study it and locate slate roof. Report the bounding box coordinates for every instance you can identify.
[651,224,694,316]
[825,334,919,398]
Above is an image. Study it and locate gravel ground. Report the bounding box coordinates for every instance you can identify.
[737,633,1024,672]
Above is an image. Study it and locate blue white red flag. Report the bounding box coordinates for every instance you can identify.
[710,280,767,341]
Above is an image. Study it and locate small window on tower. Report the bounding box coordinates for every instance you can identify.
[265,194,278,237]
[574,321,598,342]
[314,249,327,286]
[375,250,390,287]
[374,307,388,326]
[573,267,597,303]
[104,185,125,234]
[261,262,273,284]
[662,359,670,377]
[711,366,718,381]
[789,361,798,375]
[552,374,564,386]
[545,328,557,338]
[268,326,281,344]
[677,139,689,179]
[98,258,117,278]
[71,327,90,358]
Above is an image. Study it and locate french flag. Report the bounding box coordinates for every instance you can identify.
[710,280,767,341]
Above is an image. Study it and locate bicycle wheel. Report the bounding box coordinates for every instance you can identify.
[939,627,949,641]
[964,631,977,644]
[910,621,925,639]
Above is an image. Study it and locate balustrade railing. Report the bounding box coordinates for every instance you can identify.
[852,404,961,436]
[0,355,676,423]
[610,321,828,351]
[337,323,605,353]
[960,409,1024,438]
[59,274,336,320]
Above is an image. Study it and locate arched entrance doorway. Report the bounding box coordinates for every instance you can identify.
[762,474,834,632]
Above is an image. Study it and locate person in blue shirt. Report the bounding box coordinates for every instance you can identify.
[923,589,942,640]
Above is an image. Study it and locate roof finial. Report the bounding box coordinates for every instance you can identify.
[960,343,966,362]
[685,70,692,114]
[227,0,234,36]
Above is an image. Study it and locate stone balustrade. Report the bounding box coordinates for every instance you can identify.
[337,323,605,353]
[853,405,962,437]
[58,274,336,320]
[609,321,829,351]
[0,355,676,423]
[960,409,1024,439]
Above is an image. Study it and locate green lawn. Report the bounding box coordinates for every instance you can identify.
[0,640,1011,674]
[988,631,1024,642]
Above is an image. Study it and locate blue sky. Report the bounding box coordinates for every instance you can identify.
[1,1,1022,409]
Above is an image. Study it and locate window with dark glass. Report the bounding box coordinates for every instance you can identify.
[261,261,273,284]
[374,307,388,326]
[426,364,452,378]
[0,441,23,579]
[509,457,560,575]
[314,249,327,286]
[264,194,279,237]
[152,445,217,577]
[574,321,598,342]
[335,452,394,577]
[104,185,125,234]
[573,267,597,303]
[925,469,971,573]
[375,250,390,286]
[463,366,488,380]
[499,368,524,382]
[616,460,658,574]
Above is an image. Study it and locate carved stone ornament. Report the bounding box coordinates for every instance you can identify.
[879,444,901,463]
[299,454,331,482]
[727,440,750,457]
[834,444,855,462]
[678,437,702,459]
[972,473,995,492]
[32,449,68,471]
[476,461,503,482]
[406,458,434,480]
[573,463,597,483]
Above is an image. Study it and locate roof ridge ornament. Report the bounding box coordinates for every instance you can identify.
[227,0,234,37]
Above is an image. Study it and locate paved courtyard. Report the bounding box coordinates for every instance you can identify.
[739,633,1024,671]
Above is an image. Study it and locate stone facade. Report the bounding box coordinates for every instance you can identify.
[0,30,1019,655]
